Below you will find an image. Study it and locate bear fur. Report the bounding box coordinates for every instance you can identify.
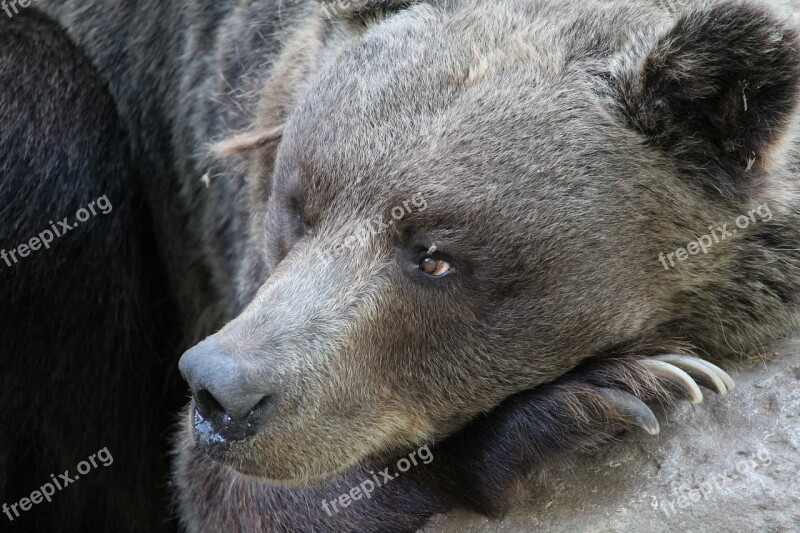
[0,9,182,531]
[12,0,800,530]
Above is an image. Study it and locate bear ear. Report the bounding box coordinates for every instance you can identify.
[210,127,284,157]
[621,2,800,187]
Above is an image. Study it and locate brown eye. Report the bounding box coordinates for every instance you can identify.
[419,256,451,277]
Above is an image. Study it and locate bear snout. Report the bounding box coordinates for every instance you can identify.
[179,338,277,447]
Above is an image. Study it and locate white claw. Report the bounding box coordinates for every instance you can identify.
[706,359,736,392]
[641,360,704,404]
[653,354,730,395]
[594,387,660,436]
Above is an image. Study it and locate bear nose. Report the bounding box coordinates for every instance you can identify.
[179,338,274,442]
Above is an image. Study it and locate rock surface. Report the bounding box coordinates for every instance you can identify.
[426,343,800,532]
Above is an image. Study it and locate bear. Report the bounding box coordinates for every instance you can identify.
[26,0,800,531]
[0,9,183,532]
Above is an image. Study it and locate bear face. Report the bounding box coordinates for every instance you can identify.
[179,0,800,483]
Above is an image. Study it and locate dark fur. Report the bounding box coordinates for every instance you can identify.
[12,0,800,531]
[0,10,182,531]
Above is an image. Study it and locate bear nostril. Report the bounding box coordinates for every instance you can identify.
[194,388,228,423]
[245,394,274,429]
[192,388,274,443]
[251,394,271,414]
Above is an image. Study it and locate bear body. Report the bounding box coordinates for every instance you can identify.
[0,9,182,531]
[9,0,800,530]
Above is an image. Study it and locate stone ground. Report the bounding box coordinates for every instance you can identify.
[426,340,800,532]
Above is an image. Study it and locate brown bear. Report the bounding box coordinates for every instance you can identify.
[27,0,800,530]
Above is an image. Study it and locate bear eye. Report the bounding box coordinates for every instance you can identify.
[419,256,451,277]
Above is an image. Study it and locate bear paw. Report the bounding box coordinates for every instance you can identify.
[415,353,736,517]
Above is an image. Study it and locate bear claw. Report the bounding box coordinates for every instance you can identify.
[640,359,705,403]
[652,354,735,395]
[594,387,661,435]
